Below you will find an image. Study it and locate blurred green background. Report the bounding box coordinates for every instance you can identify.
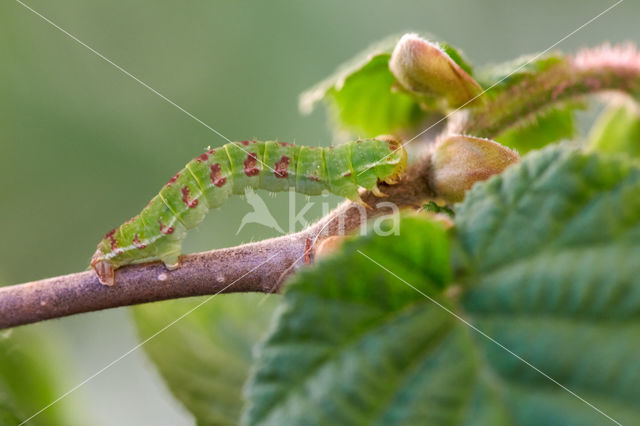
[0,0,638,424]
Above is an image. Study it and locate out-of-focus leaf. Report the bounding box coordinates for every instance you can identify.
[246,146,640,425]
[422,201,455,217]
[301,52,428,138]
[0,385,20,425]
[440,42,474,76]
[299,33,474,139]
[0,325,78,426]
[587,101,640,158]
[133,294,279,426]
[476,53,566,93]
[495,104,580,153]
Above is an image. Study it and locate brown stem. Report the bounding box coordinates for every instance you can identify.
[0,160,432,330]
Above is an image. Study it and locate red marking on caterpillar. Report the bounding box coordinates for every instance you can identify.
[158,220,175,235]
[133,234,147,249]
[105,228,118,251]
[91,139,409,287]
[209,163,227,187]
[244,153,260,176]
[386,138,401,151]
[274,155,290,178]
[279,142,291,147]
[181,186,199,208]
[166,172,180,186]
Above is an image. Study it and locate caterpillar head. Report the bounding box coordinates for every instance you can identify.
[91,248,115,286]
[376,135,407,184]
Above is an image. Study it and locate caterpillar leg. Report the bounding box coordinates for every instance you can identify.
[156,239,182,271]
[160,252,180,270]
[351,194,372,210]
[371,186,388,197]
[91,251,116,286]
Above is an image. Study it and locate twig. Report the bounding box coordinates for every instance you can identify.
[0,161,432,329]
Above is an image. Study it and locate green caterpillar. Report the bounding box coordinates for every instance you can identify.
[91,138,406,285]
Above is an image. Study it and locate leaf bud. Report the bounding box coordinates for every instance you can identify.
[389,33,483,108]
[430,135,520,203]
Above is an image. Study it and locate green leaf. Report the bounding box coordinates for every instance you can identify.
[244,217,455,425]
[133,294,279,426]
[300,52,428,138]
[440,42,474,77]
[299,34,474,139]
[422,201,455,217]
[454,145,640,424]
[0,385,20,426]
[0,326,79,426]
[587,101,640,158]
[476,53,566,94]
[495,104,580,153]
[246,145,640,425]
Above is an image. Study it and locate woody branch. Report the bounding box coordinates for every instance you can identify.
[1,44,638,329]
[0,159,433,330]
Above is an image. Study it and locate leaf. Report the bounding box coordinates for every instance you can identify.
[133,294,279,426]
[299,34,474,139]
[0,386,20,426]
[587,101,640,158]
[440,42,474,77]
[0,326,78,426]
[495,104,580,153]
[246,146,640,425]
[243,217,456,425]
[476,53,566,94]
[422,201,455,217]
[454,145,640,424]
[301,52,428,138]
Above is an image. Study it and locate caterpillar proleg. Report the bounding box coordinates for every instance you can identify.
[91,138,406,285]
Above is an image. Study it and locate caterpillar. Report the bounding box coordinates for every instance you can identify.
[91,138,407,285]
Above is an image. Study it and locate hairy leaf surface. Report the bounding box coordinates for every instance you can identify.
[495,105,579,153]
[244,218,457,425]
[476,53,565,94]
[454,145,640,425]
[246,146,640,425]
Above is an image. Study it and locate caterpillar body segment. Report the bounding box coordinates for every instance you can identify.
[91,138,406,285]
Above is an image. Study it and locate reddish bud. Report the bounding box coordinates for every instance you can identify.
[430,135,520,203]
[390,34,482,108]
